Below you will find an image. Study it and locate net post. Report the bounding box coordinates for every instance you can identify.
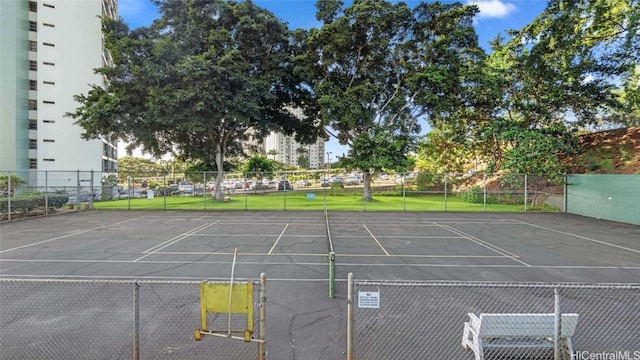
[329,251,335,298]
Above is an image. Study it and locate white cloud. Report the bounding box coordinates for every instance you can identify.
[467,0,517,19]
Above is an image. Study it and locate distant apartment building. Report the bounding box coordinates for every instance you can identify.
[263,132,326,169]
[261,108,326,169]
[0,0,118,187]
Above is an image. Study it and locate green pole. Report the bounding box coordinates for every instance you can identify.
[329,251,335,298]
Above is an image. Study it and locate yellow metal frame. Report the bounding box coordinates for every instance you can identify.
[197,281,254,341]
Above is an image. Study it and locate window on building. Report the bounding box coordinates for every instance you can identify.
[29,159,37,169]
[29,60,37,71]
[29,80,37,91]
[29,139,37,149]
[29,1,37,12]
[29,40,37,52]
[29,21,37,32]
[29,99,37,110]
[29,119,37,130]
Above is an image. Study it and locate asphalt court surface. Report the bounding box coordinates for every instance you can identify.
[2,210,639,360]
[1,210,639,283]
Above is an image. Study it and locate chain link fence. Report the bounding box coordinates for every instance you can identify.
[0,277,265,360]
[346,277,640,360]
[0,170,104,221]
[0,170,566,219]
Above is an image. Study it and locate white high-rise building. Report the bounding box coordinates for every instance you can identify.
[263,132,326,169]
[0,0,118,186]
[262,108,326,169]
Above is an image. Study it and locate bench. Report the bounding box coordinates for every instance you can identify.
[461,313,579,360]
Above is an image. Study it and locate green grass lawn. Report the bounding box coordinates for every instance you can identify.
[94,190,546,212]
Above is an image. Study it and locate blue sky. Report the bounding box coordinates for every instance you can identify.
[117,0,549,158]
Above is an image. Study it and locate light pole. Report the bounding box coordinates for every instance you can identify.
[326,152,332,171]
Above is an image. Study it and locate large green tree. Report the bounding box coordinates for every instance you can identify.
[68,0,322,200]
[297,0,482,200]
[117,157,164,179]
[419,0,638,175]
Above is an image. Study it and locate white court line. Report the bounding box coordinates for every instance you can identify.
[335,235,465,239]
[434,223,532,267]
[141,221,218,253]
[1,259,639,270]
[516,220,640,254]
[134,222,217,261]
[153,251,328,256]
[363,225,390,256]
[130,251,504,258]
[268,224,289,255]
[0,217,141,254]
[0,274,335,282]
[191,233,322,238]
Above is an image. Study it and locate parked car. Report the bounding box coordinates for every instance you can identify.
[345,176,359,185]
[296,179,312,187]
[277,180,293,191]
[248,181,266,190]
[331,178,344,188]
[178,181,194,194]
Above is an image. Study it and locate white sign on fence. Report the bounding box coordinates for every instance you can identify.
[358,291,380,308]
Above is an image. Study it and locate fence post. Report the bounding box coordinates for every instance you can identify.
[163,174,167,211]
[554,287,562,360]
[245,172,249,211]
[90,170,94,209]
[483,173,487,212]
[7,172,11,222]
[444,174,448,211]
[524,174,528,212]
[259,273,266,360]
[563,174,568,213]
[347,273,354,360]
[133,281,140,360]
[76,170,81,207]
[202,171,208,210]
[402,175,406,212]
[45,171,49,216]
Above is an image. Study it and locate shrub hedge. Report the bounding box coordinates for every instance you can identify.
[0,194,69,213]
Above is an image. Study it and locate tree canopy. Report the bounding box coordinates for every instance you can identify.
[421,0,639,176]
[68,0,323,200]
[296,0,482,200]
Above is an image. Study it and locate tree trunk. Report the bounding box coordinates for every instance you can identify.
[213,145,225,201]
[363,171,373,202]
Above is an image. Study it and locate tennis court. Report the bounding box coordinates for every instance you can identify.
[1,210,639,359]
